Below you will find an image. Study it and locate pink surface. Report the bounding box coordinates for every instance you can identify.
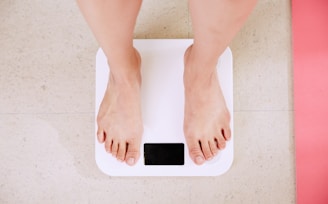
[292,0,328,203]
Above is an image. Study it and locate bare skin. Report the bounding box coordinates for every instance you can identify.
[77,0,143,166]
[183,45,231,165]
[183,0,257,165]
[97,49,143,165]
[77,0,257,166]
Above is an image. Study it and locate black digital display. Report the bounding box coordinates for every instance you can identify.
[144,143,184,165]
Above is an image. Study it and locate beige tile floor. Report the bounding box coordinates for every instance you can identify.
[0,0,294,203]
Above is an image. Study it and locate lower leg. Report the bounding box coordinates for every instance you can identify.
[184,0,257,165]
[77,0,143,165]
[77,0,142,80]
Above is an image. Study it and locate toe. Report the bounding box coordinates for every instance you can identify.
[116,142,127,161]
[187,139,205,165]
[104,137,113,153]
[200,140,213,160]
[125,139,141,166]
[222,127,232,141]
[216,134,226,150]
[111,140,119,157]
[209,139,219,156]
[97,128,105,143]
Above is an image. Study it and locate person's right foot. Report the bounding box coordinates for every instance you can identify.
[97,49,143,166]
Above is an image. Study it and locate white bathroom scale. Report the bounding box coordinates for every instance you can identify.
[95,39,233,176]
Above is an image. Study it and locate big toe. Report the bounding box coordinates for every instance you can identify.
[187,140,205,165]
[223,127,232,141]
[125,141,141,166]
[97,128,105,143]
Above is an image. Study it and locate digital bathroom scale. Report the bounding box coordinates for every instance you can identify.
[95,39,234,176]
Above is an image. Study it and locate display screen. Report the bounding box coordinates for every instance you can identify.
[144,143,184,165]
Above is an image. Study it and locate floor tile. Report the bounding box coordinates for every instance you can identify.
[135,0,189,38]
[189,111,295,204]
[232,0,292,111]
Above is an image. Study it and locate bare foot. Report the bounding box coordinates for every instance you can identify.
[97,48,143,166]
[183,45,231,165]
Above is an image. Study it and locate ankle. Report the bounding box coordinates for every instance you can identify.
[185,44,221,67]
[183,70,216,92]
[109,70,141,87]
[107,47,141,85]
[184,46,217,88]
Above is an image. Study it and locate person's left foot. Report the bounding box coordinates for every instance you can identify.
[183,45,231,165]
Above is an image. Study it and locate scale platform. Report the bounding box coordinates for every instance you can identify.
[95,39,233,176]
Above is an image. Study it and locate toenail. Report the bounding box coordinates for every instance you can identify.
[127,158,135,166]
[195,156,205,164]
[207,157,213,161]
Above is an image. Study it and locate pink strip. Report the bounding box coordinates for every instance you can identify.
[293,0,328,203]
